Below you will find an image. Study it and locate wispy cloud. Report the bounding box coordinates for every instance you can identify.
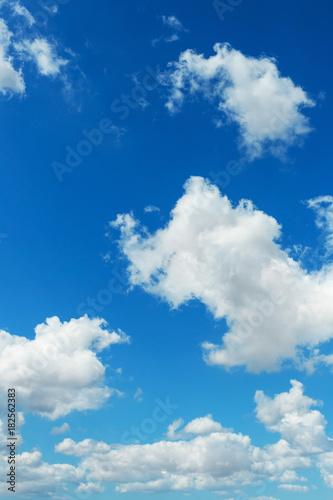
[161,15,186,31]
[50,423,70,435]
[0,1,76,97]
[152,14,189,46]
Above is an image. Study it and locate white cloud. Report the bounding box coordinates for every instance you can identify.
[76,482,106,495]
[144,205,160,213]
[0,316,130,419]
[112,176,333,373]
[152,15,188,46]
[167,415,226,440]
[274,470,307,483]
[14,38,67,77]
[255,380,329,455]
[52,381,333,494]
[0,381,330,496]
[165,34,180,43]
[249,498,279,500]
[307,196,333,253]
[278,484,309,492]
[134,387,143,402]
[0,18,25,95]
[162,43,314,159]
[167,417,184,439]
[50,422,70,435]
[0,2,74,97]
[55,438,111,456]
[184,415,224,435]
[80,431,254,492]
[162,15,185,31]
[10,1,35,26]
[0,447,85,498]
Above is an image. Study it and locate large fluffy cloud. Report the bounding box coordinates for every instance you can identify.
[51,381,333,495]
[0,316,130,419]
[162,43,314,159]
[112,176,333,373]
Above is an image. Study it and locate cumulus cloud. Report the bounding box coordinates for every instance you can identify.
[55,438,111,456]
[1,381,331,497]
[162,43,314,159]
[112,176,333,373]
[51,381,333,495]
[80,431,254,492]
[167,414,227,440]
[0,316,130,419]
[255,380,329,455]
[0,444,83,498]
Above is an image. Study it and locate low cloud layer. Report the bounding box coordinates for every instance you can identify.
[1,380,332,496]
[51,381,333,495]
[112,176,333,373]
[162,43,314,159]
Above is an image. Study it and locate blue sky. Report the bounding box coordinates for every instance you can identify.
[0,0,333,499]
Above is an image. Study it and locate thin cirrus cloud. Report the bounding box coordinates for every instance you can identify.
[112,176,333,373]
[152,14,189,46]
[0,315,130,419]
[161,43,315,159]
[50,381,333,494]
[10,1,35,26]
[161,15,186,31]
[14,38,68,77]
